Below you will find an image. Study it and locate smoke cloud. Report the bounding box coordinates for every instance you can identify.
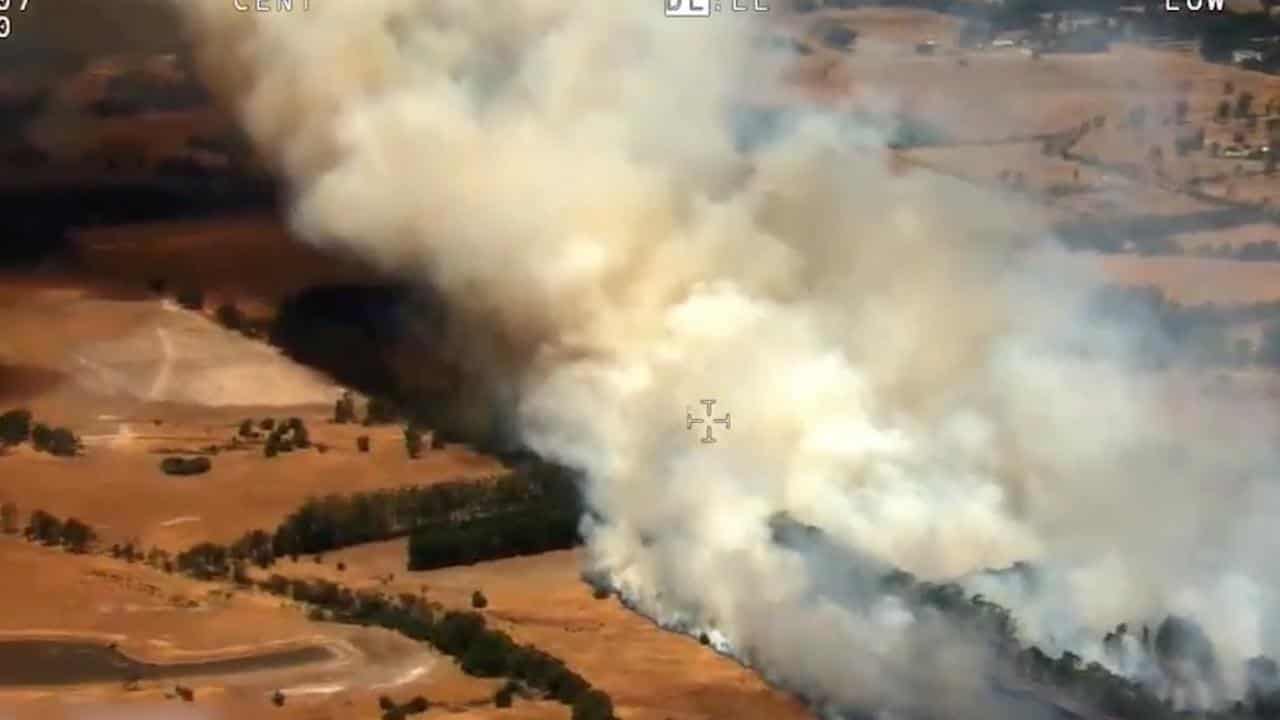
[175,0,1280,714]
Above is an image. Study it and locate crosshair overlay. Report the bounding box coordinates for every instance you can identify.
[686,398,731,444]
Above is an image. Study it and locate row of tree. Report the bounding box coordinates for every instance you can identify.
[256,576,613,720]
[19,509,97,553]
[265,461,582,560]
[876,566,1280,719]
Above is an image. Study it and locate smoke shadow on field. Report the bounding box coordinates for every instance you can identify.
[0,362,66,404]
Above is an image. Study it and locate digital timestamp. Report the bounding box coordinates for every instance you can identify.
[0,0,30,40]
[666,0,770,18]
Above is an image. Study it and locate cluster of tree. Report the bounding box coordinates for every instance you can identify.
[32,424,80,457]
[252,576,613,719]
[0,409,79,456]
[176,542,236,581]
[159,456,212,476]
[407,504,581,572]
[243,416,311,457]
[22,510,96,553]
[334,392,357,424]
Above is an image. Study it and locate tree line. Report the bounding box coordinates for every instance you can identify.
[1087,285,1280,370]
[267,461,582,561]
[258,576,614,720]
[3,506,97,553]
[875,566,1280,720]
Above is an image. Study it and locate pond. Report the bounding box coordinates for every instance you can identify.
[0,640,335,686]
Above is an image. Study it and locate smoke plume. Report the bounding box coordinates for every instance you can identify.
[175,0,1280,714]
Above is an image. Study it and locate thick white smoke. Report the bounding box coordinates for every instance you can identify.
[176,0,1280,713]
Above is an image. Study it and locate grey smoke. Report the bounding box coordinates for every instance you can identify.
[173,0,1280,713]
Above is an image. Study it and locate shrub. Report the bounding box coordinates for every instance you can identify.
[402,696,428,715]
[378,696,396,711]
[272,690,286,706]
[160,456,212,476]
[238,419,253,436]
[357,435,371,453]
[472,590,489,609]
[260,418,276,431]
[0,409,32,445]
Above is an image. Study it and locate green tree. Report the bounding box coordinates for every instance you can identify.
[334,392,356,424]
[495,684,515,708]
[61,517,96,553]
[45,427,80,457]
[571,690,614,720]
[0,409,32,446]
[24,509,63,544]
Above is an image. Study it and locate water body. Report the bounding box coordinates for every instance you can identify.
[0,640,335,686]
